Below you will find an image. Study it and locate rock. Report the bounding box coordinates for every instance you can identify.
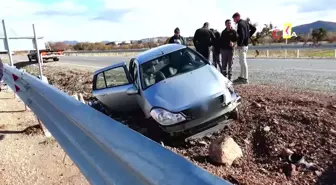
[315,170,322,176]
[259,168,269,174]
[253,102,262,108]
[272,119,279,124]
[283,148,294,155]
[264,126,271,132]
[208,136,243,166]
[198,141,208,146]
[330,128,336,135]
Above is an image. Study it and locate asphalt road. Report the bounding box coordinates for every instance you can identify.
[11,55,336,92]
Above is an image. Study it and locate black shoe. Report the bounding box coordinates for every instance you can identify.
[233,77,249,84]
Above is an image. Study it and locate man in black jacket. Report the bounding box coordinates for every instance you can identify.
[210,28,221,70]
[168,27,187,45]
[193,22,215,60]
[232,12,256,84]
[220,19,237,80]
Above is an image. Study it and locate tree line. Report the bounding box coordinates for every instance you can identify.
[49,20,336,51]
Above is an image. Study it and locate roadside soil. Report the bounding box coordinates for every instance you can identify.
[15,63,336,185]
[0,89,89,185]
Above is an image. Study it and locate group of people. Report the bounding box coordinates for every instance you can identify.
[166,12,256,84]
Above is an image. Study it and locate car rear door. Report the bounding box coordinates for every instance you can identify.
[92,62,139,112]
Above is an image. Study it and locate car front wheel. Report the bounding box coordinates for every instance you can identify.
[228,108,239,120]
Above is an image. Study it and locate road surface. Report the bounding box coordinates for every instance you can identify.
[11,55,336,92]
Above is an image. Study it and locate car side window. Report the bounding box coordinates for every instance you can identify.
[95,72,106,89]
[104,67,129,87]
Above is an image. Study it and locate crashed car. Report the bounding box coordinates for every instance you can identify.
[91,44,241,137]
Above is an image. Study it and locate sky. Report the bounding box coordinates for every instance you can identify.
[0,0,335,42]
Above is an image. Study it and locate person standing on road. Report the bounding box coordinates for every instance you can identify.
[167,27,187,45]
[193,22,215,60]
[232,12,256,84]
[210,28,222,70]
[220,19,237,80]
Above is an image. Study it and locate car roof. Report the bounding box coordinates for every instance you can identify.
[135,44,186,65]
[93,44,186,75]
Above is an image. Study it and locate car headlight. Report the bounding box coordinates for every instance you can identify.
[150,108,186,126]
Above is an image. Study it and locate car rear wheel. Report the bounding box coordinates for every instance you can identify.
[53,57,59,61]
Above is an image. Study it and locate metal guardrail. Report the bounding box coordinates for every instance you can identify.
[63,43,336,54]
[2,64,232,185]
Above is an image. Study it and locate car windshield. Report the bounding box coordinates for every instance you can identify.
[140,48,207,89]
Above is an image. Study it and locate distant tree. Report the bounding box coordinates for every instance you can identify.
[312,28,327,43]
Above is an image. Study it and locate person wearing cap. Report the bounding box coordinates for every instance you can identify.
[167,27,187,45]
[232,12,256,84]
[210,28,221,71]
[193,22,215,60]
[220,19,237,80]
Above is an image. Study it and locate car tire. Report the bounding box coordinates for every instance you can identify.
[228,108,239,120]
[53,57,59,61]
[28,56,32,62]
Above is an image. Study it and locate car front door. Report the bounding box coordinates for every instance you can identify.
[92,62,139,112]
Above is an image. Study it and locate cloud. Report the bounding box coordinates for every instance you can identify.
[0,0,335,42]
[34,1,88,16]
[92,9,131,22]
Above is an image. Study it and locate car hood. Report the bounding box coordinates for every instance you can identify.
[142,65,232,112]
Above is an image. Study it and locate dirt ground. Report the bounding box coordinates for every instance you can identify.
[0,89,89,185]
[7,63,336,185]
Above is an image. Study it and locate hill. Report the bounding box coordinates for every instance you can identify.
[293,21,336,34]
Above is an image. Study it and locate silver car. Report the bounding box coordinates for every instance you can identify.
[92,44,241,136]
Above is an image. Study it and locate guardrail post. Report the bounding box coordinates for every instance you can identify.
[2,20,14,66]
[285,49,287,58]
[297,49,300,58]
[266,50,269,58]
[335,49,336,58]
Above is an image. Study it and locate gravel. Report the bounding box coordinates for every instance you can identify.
[0,90,89,185]
[21,64,336,185]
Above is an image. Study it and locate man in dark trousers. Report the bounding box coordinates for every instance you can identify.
[167,27,187,45]
[232,12,256,84]
[210,28,221,70]
[220,19,237,80]
[193,22,215,60]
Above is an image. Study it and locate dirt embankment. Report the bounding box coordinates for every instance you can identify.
[24,64,336,185]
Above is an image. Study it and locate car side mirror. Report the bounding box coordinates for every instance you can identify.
[126,85,138,95]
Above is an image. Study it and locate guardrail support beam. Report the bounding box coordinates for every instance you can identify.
[297,49,300,58]
[285,49,287,58]
[266,50,269,58]
[2,20,14,66]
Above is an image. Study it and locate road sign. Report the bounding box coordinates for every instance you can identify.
[283,23,292,39]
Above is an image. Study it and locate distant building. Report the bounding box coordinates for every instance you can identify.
[141,38,158,44]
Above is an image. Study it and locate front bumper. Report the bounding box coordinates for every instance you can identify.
[160,93,241,136]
